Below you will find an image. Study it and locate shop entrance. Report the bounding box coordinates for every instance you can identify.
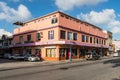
[66,49,70,59]
[79,48,87,58]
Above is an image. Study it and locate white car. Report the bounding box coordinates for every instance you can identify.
[28,55,40,62]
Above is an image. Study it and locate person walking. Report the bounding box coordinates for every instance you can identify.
[37,50,41,61]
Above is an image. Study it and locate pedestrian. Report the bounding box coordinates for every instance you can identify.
[37,50,41,61]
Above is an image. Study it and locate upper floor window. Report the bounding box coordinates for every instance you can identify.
[51,18,57,24]
[104,40,106,45]
[27,34,31,41]
[67,32,72,40]
[82,35,85,42]
[36,32,43,41]
[90,37,92,43]
[60,30,66,39]
[19,36,23,43]
[94,37,96,44]
[48,30,54,39]
[99,39,101,44]
[73,33,77,40]
[86,36,89,42]
[36,33,40,41]
[97,38,99,44]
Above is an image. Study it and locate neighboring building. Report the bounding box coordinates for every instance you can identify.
[0,35,13,54]
[113,40,120,52]
[113,40,120,57]
[104,31,113,56]
[13,11,109,61]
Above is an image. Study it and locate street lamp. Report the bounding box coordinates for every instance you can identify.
[70,37,72,62]
[101,45,103,57]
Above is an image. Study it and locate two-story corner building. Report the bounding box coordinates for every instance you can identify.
[13,11,109,61]
[0,35,13,55]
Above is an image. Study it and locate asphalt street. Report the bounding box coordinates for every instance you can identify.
[0,57,120,80]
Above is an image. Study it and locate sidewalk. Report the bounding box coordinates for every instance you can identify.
[0,56,113,71]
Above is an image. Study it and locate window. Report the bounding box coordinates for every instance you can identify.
[82,35,85,42]
[46,48,56,57]
[61,14,64,17]
[102,40,103,44]
[48,30,54,39]
[99,39,101,44]
[51,18,57,24]
[68,32,72,40]
[19,36,23,44]
[26,49,31,54]
[27,35,31,41]
[36,33,40,41]
[86,36,89,42]
[104,40,106,45]
[94,37,96,44]
[60,48,66,57]
[90,37,92,43]
[36,32,43,41]
[60,30,66,39]
[73,33,77,40]
[97,38,99,44]
[19,49,23,55]
[72,49,77,56]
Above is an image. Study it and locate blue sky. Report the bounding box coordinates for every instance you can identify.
[0,0,120,40]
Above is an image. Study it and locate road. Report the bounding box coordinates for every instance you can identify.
[0,57,120,80]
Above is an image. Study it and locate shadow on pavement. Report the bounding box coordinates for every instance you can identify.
[0,58,26,64]
[103,57,120,68]
[112,78,120,80]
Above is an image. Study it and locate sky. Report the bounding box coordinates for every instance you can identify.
[0,0,120,40]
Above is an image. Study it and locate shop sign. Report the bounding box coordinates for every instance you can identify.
[45,46,56,48]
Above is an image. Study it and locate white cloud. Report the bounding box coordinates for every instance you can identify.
[55,0,108,11]
[0,1,32,22]
[77,9,120,35]
[0,29,12,37]
[77,9,115,25]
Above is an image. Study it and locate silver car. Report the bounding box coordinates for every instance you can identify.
[28,55,40,62]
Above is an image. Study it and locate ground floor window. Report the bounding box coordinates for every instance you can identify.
[72,49,77,56]
[80,49,87,56]
[46,48,56,57]
[35,49,41,55]
[18,49,23,55]
[59,48,66,57]
[60,48,78,59]
[26,49,31,54]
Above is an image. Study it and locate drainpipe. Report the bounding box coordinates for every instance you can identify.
[101,45,103,57]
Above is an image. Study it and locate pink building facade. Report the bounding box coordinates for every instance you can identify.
[13,11,108,61]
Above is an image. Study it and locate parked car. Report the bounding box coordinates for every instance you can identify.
[28,55,40,62]
[0,53,4,58]
[86,52,101,60]
[3,53,11,59]
[12,54,24,60]
[23,53,30,60]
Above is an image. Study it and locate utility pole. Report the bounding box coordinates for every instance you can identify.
[70,37,72,62]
